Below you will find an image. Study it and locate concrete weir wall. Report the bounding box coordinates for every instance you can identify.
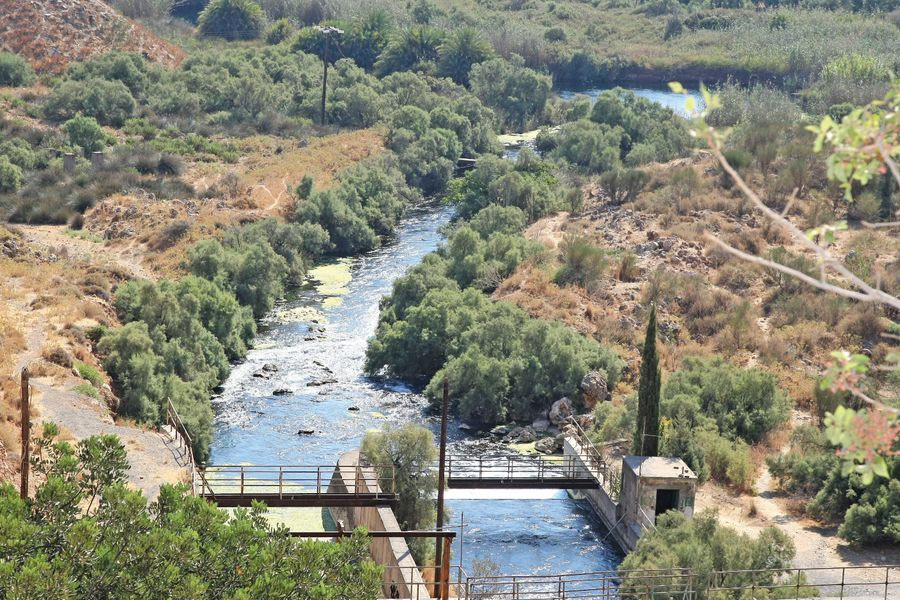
[563,437,641,553]
[328,451,431,600]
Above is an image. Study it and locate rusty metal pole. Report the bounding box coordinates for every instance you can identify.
[20,368,30,500]
[434,377,450,595]
[440,536,451,600]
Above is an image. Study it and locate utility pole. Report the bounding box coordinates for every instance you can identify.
[313,25,343,127]
[20,368,30,500]
[434,377,450,593]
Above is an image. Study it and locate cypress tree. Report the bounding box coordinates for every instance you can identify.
[634,304,661,456]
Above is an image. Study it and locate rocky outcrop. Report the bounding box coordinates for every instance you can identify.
[580,371,609,407]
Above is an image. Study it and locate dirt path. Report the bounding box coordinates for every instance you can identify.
[31,379,191,501]
[7,275,189,500]
[695,412,900,596]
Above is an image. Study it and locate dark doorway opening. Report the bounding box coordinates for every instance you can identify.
[655,489,679,519]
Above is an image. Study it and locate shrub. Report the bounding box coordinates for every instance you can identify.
[544,27,567,42]
[44,78,136,126]
[0,52,35,87]
[0,138,37,170]
[64,114,108,157]
[265,18,295,44]
[198,0,266,40]
[74,360,104,387]
[73,382,101,400]
[663,16,683,41]
[542,119,623,174]
[698,431,754,491]
[598,168,650,204]
[620,510,794,583]
[663,357,791,444]
[591,88,692,165]
[362,424,438,564]
[554,234,609,293]
[0,156,23,193]
[470,57,552,131]
[0,427,383,597]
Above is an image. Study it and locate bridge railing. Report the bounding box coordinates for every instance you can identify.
[445,454,593,483]
[197,463,395,500]
[566,418,612,491]
[463,565,899,600]
[164,398,196,493]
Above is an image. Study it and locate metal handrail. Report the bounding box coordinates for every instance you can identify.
[197,463,396,498]
[464,565,899,600]
[165,398,196,493]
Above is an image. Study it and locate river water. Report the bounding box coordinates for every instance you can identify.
[209,87,693,578]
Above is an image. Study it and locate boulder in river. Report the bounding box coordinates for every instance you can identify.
[262,363,278,372]
[348,406,360,412]
[272,388,293,396]
[548,397,574,425]
[532,418,551,433]
[505,426,536,444]
[297,428,315,435]
[490,424,511,437]
[535,436,562,454]
[307,377,338,386]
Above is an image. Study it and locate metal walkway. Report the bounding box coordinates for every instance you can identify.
[195,463,397,507]
[444,454,599,489]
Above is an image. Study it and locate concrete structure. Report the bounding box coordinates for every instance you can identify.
[563,438,697,552]
[621,456,696,528]
[328,451,431,600]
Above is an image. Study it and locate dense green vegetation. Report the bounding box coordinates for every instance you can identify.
[538,88,693,171]
[769,426,900,544]
[361,424,438,564]
[620,510,796,596]
[366,153,623,425]
[1,40,499,225]
[98,219,326,461]
[1,424,382,598]
[0,51,35,87]
[592,357,791,490]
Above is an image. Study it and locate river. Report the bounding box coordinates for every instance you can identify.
[209,87,693,578]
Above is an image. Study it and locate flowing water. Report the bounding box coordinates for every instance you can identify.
[557,86,705,117]
[209,87,693,578]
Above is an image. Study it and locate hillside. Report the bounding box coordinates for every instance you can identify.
[0,0,184,73]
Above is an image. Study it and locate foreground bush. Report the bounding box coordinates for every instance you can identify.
[620,510,795,595]
[0,424,382,598]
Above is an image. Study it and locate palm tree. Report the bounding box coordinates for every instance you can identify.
[375,26,445,76]
[437,28,494,86]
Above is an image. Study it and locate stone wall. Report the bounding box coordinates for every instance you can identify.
[328,451,431,600]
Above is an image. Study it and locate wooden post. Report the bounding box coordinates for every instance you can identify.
[435,377,449,588]
[20,368,30,500]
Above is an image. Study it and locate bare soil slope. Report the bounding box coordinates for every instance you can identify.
[0,0,184,73]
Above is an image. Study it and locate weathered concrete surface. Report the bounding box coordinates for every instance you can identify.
[563,437,640,552]
[329,451,431,600]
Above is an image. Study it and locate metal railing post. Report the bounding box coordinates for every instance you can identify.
[240,466,245,496]
[278,467,283,499]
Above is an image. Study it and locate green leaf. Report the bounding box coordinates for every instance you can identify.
[872,456,889,479]
[668,81,684,94]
